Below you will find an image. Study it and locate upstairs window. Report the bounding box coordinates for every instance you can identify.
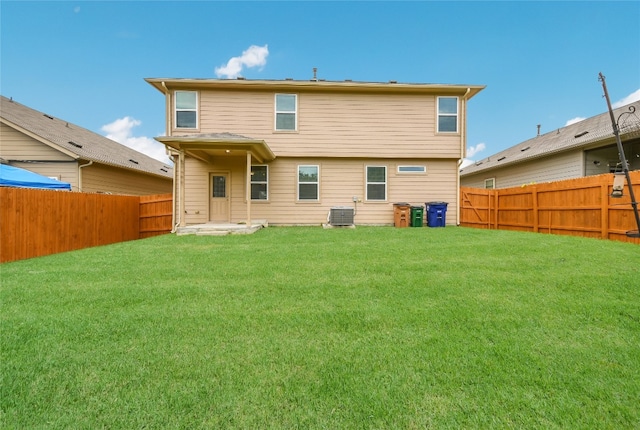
[175,91,198,129]
[437,96,458,133]
[366,166,387,201]
[251,165,268,200]
[298,165,319,200]
[275,94,297,131]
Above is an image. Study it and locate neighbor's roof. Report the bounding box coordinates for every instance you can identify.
[0,95,173,179]
[460,100,640,176]
[145,77,485,99]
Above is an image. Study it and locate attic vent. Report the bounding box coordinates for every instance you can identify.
[129,159,139,164]
[68,141,82,148]
[43,114,54,120]
[520,146,530,152]
[329,206,355,226]
[475,161,483,166]
[574,131,589,138]
[497,156,506,161]
[160,168,168,172]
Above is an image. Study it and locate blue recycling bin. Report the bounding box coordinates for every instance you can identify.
[426,202,448,227]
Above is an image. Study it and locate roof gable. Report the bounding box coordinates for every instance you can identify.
[0,96,173,179]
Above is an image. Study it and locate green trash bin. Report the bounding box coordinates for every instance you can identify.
[410,206,424,227]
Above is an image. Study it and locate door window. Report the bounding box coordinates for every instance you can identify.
[212,175,226,197]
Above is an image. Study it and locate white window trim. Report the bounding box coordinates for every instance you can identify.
[436,96,459,134]
[366,165,387,201]
[297,164,319,201]
[251,165,269,201]
[485,178,496,189]
[397,165,426,174]
[275,93,298,131]
[174,90,198,129]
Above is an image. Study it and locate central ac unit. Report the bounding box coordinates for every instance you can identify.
[329,206,355,226]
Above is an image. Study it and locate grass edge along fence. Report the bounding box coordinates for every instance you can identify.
[461,170,640,244]
[0,189,172,263]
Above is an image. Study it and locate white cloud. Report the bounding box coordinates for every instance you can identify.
[460,158,474,169]
[613,88,640,108]
[564,89,639,127]
[466,142,486,159]
[101,117,171,164]
[565,117,586,126]
[215,44,269,79]
[460,143,486,168]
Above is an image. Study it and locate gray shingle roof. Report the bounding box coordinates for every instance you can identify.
[460,100,640,176]
[0,96,173,178]
[167,132,261,141]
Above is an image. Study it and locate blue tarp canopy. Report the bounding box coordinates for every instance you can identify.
[0,164,72,190]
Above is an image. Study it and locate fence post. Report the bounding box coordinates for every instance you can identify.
[493,189,499,229]
[601,178,609,240]
[532,186,539,233]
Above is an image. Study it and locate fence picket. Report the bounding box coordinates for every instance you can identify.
[1,190,173,263]
[461,171,640,244]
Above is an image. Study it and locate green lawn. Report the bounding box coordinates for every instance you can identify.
[1,227,639,429]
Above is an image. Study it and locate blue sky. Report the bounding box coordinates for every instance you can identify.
[2,1,639,164]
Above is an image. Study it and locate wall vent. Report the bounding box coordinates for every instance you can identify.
[330,206,355,226]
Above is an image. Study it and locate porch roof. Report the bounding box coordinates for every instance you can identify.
[156,132,276,163]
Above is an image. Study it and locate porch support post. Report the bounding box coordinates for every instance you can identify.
[246,151,252,227]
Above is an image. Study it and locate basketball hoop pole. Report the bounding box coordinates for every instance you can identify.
[598,72,640,238]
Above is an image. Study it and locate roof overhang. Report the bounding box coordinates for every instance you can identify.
[156,134,276,164]
[146,78,485,99]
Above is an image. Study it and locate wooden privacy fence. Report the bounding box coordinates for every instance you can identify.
[460,171,640,244]
[139,194,173,239]
[0,189,173,263]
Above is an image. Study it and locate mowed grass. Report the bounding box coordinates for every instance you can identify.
[1,226,639,429]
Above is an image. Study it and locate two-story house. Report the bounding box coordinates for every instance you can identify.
[145,77,484,229]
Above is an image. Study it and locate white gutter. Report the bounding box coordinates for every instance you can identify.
[457,88,471,225]
[161,81,171,134]
[78,160,93,192]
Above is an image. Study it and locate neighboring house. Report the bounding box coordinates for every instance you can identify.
[145,77,484,227]
[460,100,640,189]
[0,95,173,195]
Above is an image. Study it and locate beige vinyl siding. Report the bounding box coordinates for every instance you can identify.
[176,91,462,159]
[181,155,458,225]
[1,123,74,161]
[1,123,80,189]
[8,161,79,190]
[461,151,584,189]
[81,163,172,195]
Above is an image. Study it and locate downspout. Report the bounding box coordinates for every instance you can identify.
[160,81,182,232]
[457,88,471,225]
[161,81,172,133]
[179,149,186,227]
[170,152,180,233]
[78,160,93,192]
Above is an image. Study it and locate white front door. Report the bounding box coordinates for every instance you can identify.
[209,173,229,222]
